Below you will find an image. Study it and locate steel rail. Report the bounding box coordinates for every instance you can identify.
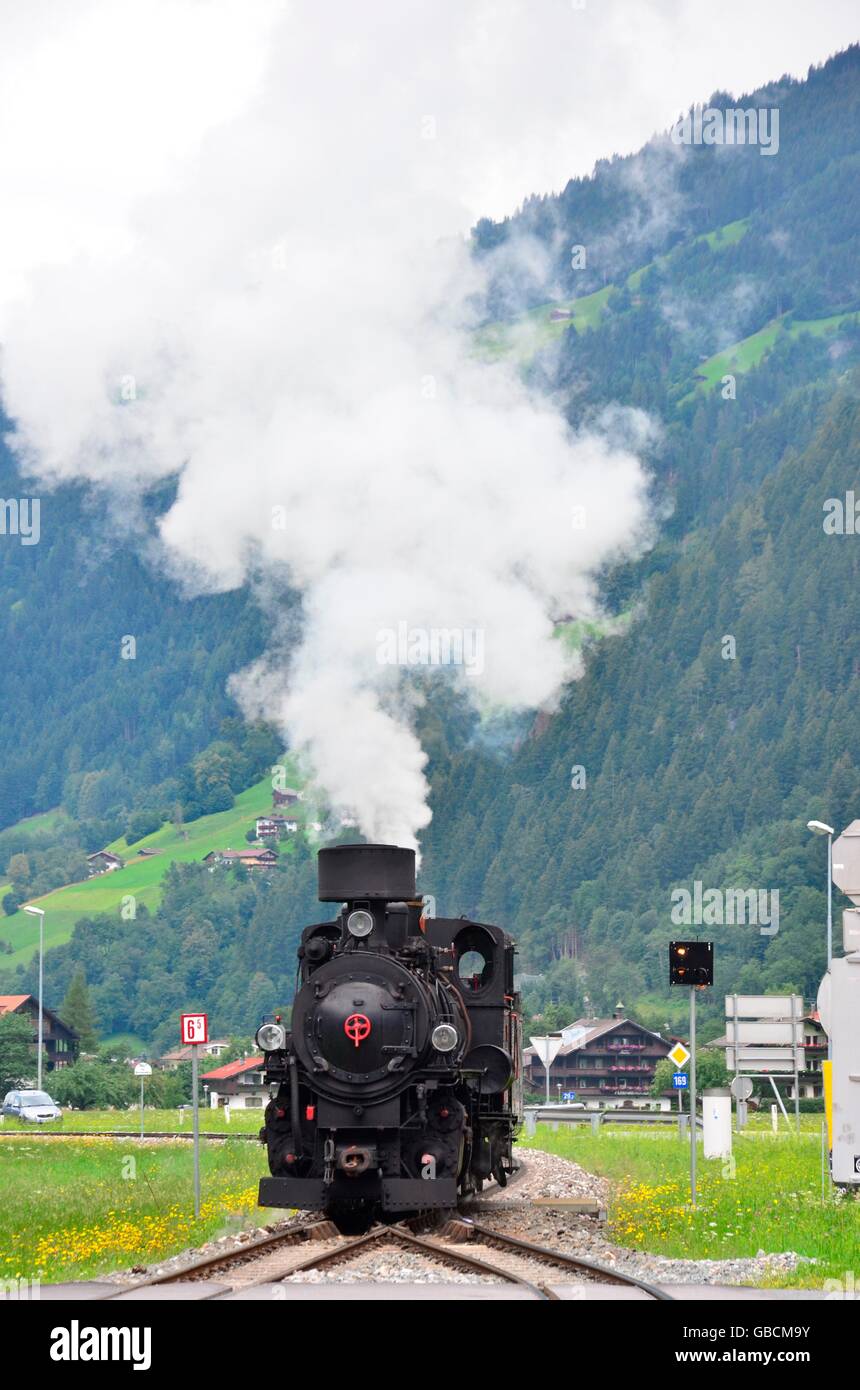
[448,1218,674,1300]
[101,1218,338,1294]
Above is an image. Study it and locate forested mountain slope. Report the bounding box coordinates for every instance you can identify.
[0,455,268,830]
[422,46,860,1032]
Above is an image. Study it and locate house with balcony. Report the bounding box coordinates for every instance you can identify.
[201,1055,268,1109]
[523,1011,672,1101]
[0,994,78,1070]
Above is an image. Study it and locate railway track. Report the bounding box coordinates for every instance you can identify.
[428,1217,674,1299]
[88,1154,668,1300]
[103,1209,672,1301]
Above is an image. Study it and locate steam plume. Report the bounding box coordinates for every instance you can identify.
[0,2,660,846]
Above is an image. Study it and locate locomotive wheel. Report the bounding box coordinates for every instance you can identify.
[493,1163,508,1187]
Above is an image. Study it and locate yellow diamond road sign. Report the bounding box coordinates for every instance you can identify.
[668,1042,690,1069]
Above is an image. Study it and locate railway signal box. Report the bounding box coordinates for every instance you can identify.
[669,940,714,987]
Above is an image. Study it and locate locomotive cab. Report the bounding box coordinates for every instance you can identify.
[256,843,520,1228]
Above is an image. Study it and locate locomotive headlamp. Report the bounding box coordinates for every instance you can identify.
[255,1022,287,1052]
[431,1023,459,1053]
[347,909,374,938]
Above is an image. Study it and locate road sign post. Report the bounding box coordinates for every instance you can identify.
[133,1062,152,1139]
[690,986,697,1205]
[725,994,803,1134]
[529,1035,563,1107]
[181,1013,208,1219]
[668,1041,691,1142]
[669,943,713,1208]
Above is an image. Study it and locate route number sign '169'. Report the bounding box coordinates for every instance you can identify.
[181,1013,208,1046]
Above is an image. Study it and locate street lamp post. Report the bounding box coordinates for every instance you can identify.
[22,906,45,1090]
[807,821,834,967]
[807,820,834,1062]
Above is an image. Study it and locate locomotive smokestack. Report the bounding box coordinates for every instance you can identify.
[317,843,416,903]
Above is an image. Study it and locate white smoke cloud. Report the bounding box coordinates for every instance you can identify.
[0,3,672,846]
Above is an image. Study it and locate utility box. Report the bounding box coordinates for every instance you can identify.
[702,1087,732,1159]
[818,954,860,1184]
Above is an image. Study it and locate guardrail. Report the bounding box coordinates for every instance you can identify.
[524,1105,703,1134]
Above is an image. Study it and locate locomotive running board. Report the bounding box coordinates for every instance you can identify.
[258,1177,327,1208]
[381,1178,457,1211]
[257,1175,458,1211]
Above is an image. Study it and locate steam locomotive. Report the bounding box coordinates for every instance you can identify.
[256,843,521,1226]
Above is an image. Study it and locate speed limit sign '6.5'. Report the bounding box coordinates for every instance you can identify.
[181,1012,208,1046]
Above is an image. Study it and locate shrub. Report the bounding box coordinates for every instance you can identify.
[50,1060,137,1110]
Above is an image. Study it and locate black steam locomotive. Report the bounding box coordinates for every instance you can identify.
[256,843,521,1226]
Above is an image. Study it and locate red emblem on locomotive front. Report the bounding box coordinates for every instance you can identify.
[344,1013,372,1048]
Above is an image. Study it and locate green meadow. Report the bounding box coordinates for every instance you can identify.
[0,1135,271,1282]
[0,1108,265,1133]
[474,285,612,363]
[685,310,860,396]
[526,1124,856,1288]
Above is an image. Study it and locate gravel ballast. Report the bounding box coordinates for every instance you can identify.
[471,1146,812,1287]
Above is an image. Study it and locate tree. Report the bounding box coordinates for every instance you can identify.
[0,1013,35,1091]
[7,853,31,886]
[126,809,163,844]
[60,966,99,1052]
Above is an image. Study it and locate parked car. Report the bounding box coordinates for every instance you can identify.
[1,1089,62,1122]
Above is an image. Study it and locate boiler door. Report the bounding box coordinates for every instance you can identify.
[314,979,413,1080]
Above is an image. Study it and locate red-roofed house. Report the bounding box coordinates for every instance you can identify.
[0,994,78,1070]
[201,1055,268,1109]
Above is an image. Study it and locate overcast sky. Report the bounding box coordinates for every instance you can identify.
[0,0,856,308]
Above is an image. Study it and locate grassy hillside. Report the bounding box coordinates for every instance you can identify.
[2,772,302,966]
[474,285,611,362]
[476,215,753,368]
[5,807,74,839]
[627,217,749,292]
[687,311,860,395]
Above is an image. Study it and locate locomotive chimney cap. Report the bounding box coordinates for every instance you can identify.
[317,843,416,902]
